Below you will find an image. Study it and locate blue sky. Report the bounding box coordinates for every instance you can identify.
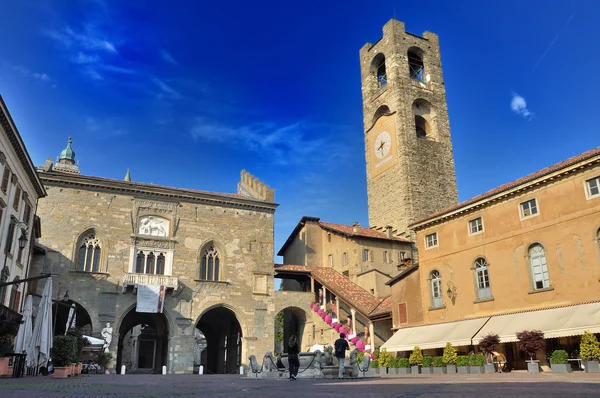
[1,0,599,261]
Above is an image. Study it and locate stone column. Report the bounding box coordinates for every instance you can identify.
[351,309,356,338]
[368,322,375,351]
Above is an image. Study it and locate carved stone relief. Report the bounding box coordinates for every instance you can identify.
[138,215,169,237]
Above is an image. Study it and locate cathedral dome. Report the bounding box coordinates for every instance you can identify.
[59,137,76,164]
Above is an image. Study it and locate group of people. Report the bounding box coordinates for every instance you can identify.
[287,332,350,380]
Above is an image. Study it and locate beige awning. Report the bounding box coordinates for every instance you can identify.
[473,302,600,343]
[381,317,490,352]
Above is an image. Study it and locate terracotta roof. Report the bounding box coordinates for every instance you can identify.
[319,222,412,243]
[410,146,600,228]
[370,296,392,317]
[274,264,392,319]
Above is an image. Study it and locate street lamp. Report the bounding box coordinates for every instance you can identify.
[0,220,28,304]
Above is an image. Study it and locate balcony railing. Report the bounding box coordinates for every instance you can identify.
[122,273,178,291]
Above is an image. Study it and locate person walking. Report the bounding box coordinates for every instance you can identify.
[288,335,300,380]
[334,333,349,379]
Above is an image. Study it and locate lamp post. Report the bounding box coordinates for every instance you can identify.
[0,220,28,305]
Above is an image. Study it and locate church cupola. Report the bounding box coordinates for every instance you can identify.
[59,137,76,165]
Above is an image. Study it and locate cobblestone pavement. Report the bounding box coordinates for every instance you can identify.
[1,372,600,398]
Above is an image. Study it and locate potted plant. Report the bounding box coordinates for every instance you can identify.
[379,349,393,375]
[442,342,457,373]
[387,357,399,374]
[97,352,113,374]
[432,356,446,374]
[516,330,546,373]
[457,355,469,374]
[580,331,600,373]
[409,346,423,374]
[398,357,411,374]
[52,335,76,378]
[550,350,570,373]
[421,356,433,374]
[0,314,20,376]
[469,354,485,374]
[479,333,500,374]
[67,328,89,375]
[370,358,380,374]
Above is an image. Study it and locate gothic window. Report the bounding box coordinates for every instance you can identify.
[474,258,492,301]
[134,250,166,275]
[76,232,101,272]
[430,270,443,308]
[156,253,166,275]
[200,245,220,281]
[408,48,425,80]
[371,53,387,88]
[529,244,550,290]
[373,105,391,124]
[136,252,145,273]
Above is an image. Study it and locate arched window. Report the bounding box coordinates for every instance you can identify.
[415,115,430,138]
[200,245,220,281]
[474,258,492,300]
[408,48,424,80]
[134,251,166,275]
[371,53,387,88]
[529,244,550,290]
[430,270,443,308]
[136,252,145,273]
[412,99,436,141]
[373,105,391,124]
[76,231,101,272]
[156,254,166,275]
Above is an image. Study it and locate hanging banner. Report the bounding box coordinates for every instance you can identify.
[136,284,166,313]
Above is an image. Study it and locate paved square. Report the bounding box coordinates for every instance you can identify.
[1,372,600,397]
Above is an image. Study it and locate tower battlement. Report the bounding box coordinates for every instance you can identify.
[237,170,275,202]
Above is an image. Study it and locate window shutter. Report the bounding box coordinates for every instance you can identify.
[398,303,408,324]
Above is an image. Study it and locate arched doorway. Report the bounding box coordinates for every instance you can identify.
[116,308,169,374]
[196,307,242,374]
[275,307,306,353]
[52,299,92,336]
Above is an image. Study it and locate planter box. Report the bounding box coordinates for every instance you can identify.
[585,360,600,373]
[421,367,433,374]
[527,362,540,373]
[398,367,411,374]
[410,365,420,374]
[54,367,70,378]
[469,366,485,374]
[0,357,9,376]
[551,363,571,373]
[446,364,457,374]
[373,367,382,375]
[388,368,399,374]
[484,364,496,374]
[433,367,447,374]
[457,366,470,374]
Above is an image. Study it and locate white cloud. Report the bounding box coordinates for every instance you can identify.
[74,52,100,64]
[151,76,182,100]
[510,93,534,120]
[12,65,54,85]
[160,49,178,65]
[45,26,117,54]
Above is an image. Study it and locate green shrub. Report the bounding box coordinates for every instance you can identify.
[97,352,112,368]
[580,331,600,361]
[398,358,410,368]
[442,342,457,365]
[370,359,380,369]
[379,349,394,368]
[432,356,445,367]
[372,349,380,360]
[357,351,364,364]
[456,355,469,367]
[550,350,568,364]
[469,354,485,366]
[389,358,400,368]
[409,346,423,366]
[51,335,76,367]
[422,355,433,367]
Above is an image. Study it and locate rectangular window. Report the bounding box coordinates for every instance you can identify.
[342,252,348,265]
[425,232,438,248]
[586,176,600,198]
[5,221,15,254]
[398,303,408,324]
[9,287,20,312]
[362,249,369,262]
[520,199,538,219]
[469,217,483,234]
[327,233,331,242]
[23,202,32,226]
[1,168,9,193]
[399,251,406,261]
[13,186,21,211]
[383,250,388,263]
[328,254,333,267]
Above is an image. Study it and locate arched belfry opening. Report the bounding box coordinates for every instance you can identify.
[407,47,425,80]
[196,306,242,374]
[371,53,387,88]
[373,105,391,124]
[117,308,169,374]
[274,307,306,354]
[52,299,93,336]
[412,99,436,141]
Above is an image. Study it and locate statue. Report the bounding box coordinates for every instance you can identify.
[263,352,277,372]
[248,355,261,373]
[349,349,359,378]
[323,346,334,366]
[101,322,113,353]
[358,351,371,374]
[313,350,322,370]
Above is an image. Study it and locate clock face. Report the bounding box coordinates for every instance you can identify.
[374,131,392,160]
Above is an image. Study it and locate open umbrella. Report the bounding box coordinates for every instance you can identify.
[14,295,33,364]
[29,277,53,371]
[65,303,76,334]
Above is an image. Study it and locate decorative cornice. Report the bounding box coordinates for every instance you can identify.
[39,171,279,212]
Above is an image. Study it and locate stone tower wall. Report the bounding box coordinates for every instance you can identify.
[359,19,458,236]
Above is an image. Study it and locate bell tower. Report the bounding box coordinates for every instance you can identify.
[360,19,458,237]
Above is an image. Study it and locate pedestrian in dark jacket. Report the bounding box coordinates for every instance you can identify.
[288,335,300,380]
[334,333,349,378]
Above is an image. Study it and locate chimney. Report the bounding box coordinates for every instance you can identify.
[386,225,393,239]
[352,222,360,233]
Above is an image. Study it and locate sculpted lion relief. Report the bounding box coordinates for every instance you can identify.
[138,216,169,237]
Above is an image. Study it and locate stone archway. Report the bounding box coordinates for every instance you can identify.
[52,299,93,336]
[116,308,169,374]
[196,306,242,374]
[275,306,307,353]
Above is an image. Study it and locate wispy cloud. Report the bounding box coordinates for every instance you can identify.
[532,13,575,72]
[45,26,117,53]
[511,93,534,120]
[160,49,178,65]
[151,76,182,100]
[11,64,56,86]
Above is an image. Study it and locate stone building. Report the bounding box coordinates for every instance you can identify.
[383,146,600,370]
[0,96,45,316]
[30,141,278,374]
[359,19,458,237]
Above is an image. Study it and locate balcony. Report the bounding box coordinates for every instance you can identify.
[122,273,179,293]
